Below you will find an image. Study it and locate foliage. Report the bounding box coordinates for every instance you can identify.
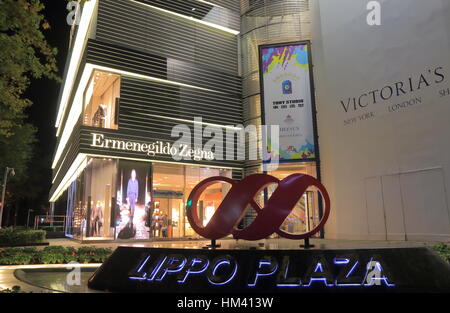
[0,246,113,265]
[0,0,61,225]
[77,246,112,263]
[0,286,28,293]
[40,226,63,232]
[0,0,60,137]
[0,227,46,246]
[432,243,450,263]
[0,247,37,265]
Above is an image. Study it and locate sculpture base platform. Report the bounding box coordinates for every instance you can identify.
[88,246,450,293]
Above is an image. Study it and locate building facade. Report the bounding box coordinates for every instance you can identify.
[51,0,244,241]
[51,0,450,242]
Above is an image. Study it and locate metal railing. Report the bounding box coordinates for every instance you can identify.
[34,215,67,232]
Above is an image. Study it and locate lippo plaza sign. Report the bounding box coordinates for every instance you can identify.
[88,174,450,293]
[88,246,450,293]
[90,133,215,161]
[88,247,398,293]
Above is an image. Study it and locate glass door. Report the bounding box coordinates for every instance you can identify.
[268,162,320,237]
[151,198,183,239]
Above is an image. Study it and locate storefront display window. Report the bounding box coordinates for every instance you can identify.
[153,164,232,239]
[83,158,117,240]
[83,70,120,129]
[65,173,86,239]
[65,158,117,241]
[65,158,232,241]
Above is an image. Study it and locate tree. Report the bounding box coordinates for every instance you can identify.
[0,0,60,137]
[0,0,60,224]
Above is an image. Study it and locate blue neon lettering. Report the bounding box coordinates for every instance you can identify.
[178,258,210,284]
[249,260,278,287]
[207,260,238,286]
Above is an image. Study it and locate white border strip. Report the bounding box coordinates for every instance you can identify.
[55,0,98,131]
[50,154,88,202]
[0,264,101,271]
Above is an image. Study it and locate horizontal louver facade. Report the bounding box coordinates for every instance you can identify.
[96,0,240,74]
[50,0,243,200]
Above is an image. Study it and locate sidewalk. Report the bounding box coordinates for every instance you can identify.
[1,237,444,293]
[46,237,440,251]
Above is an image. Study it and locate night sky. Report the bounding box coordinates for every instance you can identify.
[25,0,71,198]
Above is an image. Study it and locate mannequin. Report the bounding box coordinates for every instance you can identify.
[92,104,108,128]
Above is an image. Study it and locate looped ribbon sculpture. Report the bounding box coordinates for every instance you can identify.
[186,174,331,241]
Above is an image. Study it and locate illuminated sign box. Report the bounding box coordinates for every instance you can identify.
[88,247,450,293]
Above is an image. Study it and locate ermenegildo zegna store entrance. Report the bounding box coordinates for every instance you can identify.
[51,0,450,243]
[65,158,232,241]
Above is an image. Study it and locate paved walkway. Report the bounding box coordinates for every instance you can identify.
[1,238,444,293]
[46,237,439,250]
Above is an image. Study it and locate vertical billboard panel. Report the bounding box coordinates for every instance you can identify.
[115,160,152,240]
[260,42,317,163]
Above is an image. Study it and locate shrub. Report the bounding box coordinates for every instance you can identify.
[0,228,46,246]
[0,247,35,265]
[77,246,110,263]
[0,286,28,293]
[39,246,68,264]
[433,243,450,263]
[63,247,78,263]
[0,246,113,265]
[41,226,62,232]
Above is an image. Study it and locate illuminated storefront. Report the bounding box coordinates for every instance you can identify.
[65,158,232,241]
[50,0,339,242]
[52,0,450,242]
[51,0,244,241]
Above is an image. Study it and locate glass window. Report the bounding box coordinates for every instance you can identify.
[83,158,117,240]
[65,172,86,240]
[83,70,120,129]
[66,158,118,241]
[66,160,233,241]
[150,163,184,239]
[152,164,232,239]
[268,162,320,237]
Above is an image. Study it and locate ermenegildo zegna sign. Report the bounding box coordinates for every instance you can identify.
[90,133,215,161]
[88,246,450,293]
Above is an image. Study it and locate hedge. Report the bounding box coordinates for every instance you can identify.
[433,243,450,263]
[0,246,113,265]
[0,228,46,246]
[0,286,27,293]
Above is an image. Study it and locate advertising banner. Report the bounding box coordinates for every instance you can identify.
[260,42,317,163]
[115,160,152,240]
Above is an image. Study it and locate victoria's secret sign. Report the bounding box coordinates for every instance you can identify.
[90,133,215,161]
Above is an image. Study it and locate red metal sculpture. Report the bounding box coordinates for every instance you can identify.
[186,174,331,241]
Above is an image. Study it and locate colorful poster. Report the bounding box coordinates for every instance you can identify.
[260,42,316,163]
